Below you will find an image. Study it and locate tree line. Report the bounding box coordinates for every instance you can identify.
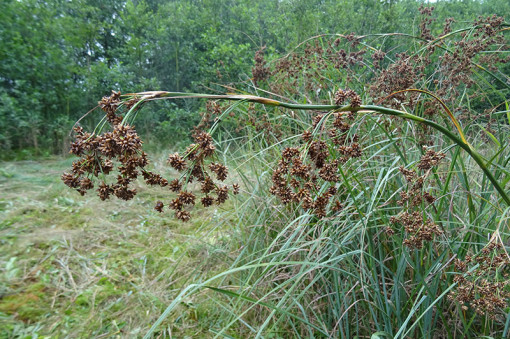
[1,0,508,158]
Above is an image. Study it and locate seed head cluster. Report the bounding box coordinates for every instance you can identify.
[235,103,283,139]
[63,91,238,222]
[390,212,442,249]
[62,97,148,202]
[418,5,436,41]
[369,53,424,109]
[334,89,362,107]
[98,90,124,125]
[388,148,445,249]
[436,14,508,105]
[163,129,238,221]
[252,47,270,85]
[270,109,361,218]
[250,10,508,137]
[196,100,226,131]
[448,240,510,319]
[267,38,369,103]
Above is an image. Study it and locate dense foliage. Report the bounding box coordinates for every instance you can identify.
[1,0,510,157]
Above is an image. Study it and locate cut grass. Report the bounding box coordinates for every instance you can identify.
[0,156,235,338]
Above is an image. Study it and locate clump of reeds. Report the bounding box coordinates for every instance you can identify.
[63,10,510,338]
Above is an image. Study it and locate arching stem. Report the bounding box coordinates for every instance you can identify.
[124,91,510,207]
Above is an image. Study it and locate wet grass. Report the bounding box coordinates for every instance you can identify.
[0,156,235,338]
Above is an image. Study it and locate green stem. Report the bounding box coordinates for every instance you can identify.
[358,105,510,207]
[129,91,510,207]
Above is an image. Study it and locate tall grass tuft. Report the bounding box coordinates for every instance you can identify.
[64,11,510,338]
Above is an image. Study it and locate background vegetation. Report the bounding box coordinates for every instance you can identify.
[1,0,510,338]
[1,0,509,157]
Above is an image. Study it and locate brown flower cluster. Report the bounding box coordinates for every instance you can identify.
[418,5,436,41]
[63,92,157,202]
[334,89,361,107]
[98,90,124,125]
[417,148,446,171]
[389,212,442,249]
[442,17,455,35]
[436,15,507,102]
[163,129,239,221]
[247,11,508,133]
[332,48,366,70]
[371,49,386,69]
[63,91,238,222]
[196,100,225,131]
[269,109,362,218]
[62,114,149,201]
[252,47,270,85]
[448,240,510,319]
[388,148,446,249]
[267,38,368,102]
[235,103,283,138]
[397,148,445,207]
[369,52,425,108]
[366,11,508,116]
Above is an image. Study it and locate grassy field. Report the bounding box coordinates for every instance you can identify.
[0,156,236,338]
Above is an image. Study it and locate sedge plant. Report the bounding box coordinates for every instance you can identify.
[63,10,510,338]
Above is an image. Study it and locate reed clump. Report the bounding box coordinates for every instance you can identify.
[63,9,510,338]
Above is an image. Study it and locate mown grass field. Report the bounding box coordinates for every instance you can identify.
[0,156,236,338]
